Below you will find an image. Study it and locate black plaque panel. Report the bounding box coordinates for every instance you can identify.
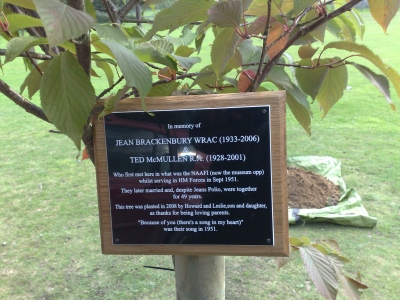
[104,106,274,245]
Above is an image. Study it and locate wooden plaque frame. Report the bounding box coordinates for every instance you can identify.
[93,91,288,256]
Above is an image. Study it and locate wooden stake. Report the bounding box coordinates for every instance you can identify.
[175,256,225,300]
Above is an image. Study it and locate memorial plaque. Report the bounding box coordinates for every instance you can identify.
[93,91,288,256]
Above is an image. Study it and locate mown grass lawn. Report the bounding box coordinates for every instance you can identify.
[1,10,400,300]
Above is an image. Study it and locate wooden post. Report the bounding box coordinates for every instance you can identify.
[174,256,225,300]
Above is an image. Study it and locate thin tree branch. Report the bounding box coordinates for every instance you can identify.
[118,0,140,20]
[0,79,50,123]
[101,0,121,24]
[122,18,153,23]
[255,0,272,77]
[243,54,362,68]
[135,3,142,27]
[96,76,125,100]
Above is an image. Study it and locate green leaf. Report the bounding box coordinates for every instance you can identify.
[211,27,241,77]
[91,37,114,58]
[269,66,312,135]
[175,45,195,57]
[180,25,198,45]
[101,40,152,99]
[300,246,338,300]
[240,0,254,11]
[295,58,329,100]
[40,51,96,150]
[191,64,215,87]
[298,44,319,59]
[195,32,206,53]
[3,0,36,10]
[369,0,400,33]
[345,9,365,39]
[246,0,282,17]
[142,0,214,41]
[33,0,95,48]
[208,0,242,28]
[124,26,147,39]
[326,17,346,40]
[166,35,185,47]
[300,236,311,246]
[6,14,43,33]
[305,10,326,42]
[5,36,47,63]
[147,81,180,97]
[227,48,243,69]
[92,54,114,87]
[132,42,178,70]
[20,60,50,98]
[93,24,128,46]
[172,54,201,71]
[337,13,357,42]
[99,86,130,118]
[323,41,400,99]
[151,39,174,55]
[286,91,312,136]
[289,236,304,247]
[191,64,232,89]
[84,0,96,20]
[294,0,317,15]
[348,62,394,109]
[316,62,348,117]
[223,76,238,88]
[238,40,262,65]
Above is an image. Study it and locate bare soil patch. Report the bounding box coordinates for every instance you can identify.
[288,167,341,209]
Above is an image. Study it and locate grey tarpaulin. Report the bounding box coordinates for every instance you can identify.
[287,156,377,227]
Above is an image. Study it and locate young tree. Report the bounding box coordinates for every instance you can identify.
[1,0,398,298]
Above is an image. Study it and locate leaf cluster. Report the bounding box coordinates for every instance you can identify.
[277,236,368,300]
[0,0,399,150]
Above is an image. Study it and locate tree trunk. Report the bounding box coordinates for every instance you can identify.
[174,256,225,300]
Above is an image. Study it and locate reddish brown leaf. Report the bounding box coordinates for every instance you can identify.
[266,23,289,60]
[247,16,276,36]
[158,67,176,81]
[82,148,90,161]
[238,69,256,92]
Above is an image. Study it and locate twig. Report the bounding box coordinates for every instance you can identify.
[118,0,140,20]
[101,0,120,25]
[96,76,125,100]
[49,130,62,134]
[256,0,272,76]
